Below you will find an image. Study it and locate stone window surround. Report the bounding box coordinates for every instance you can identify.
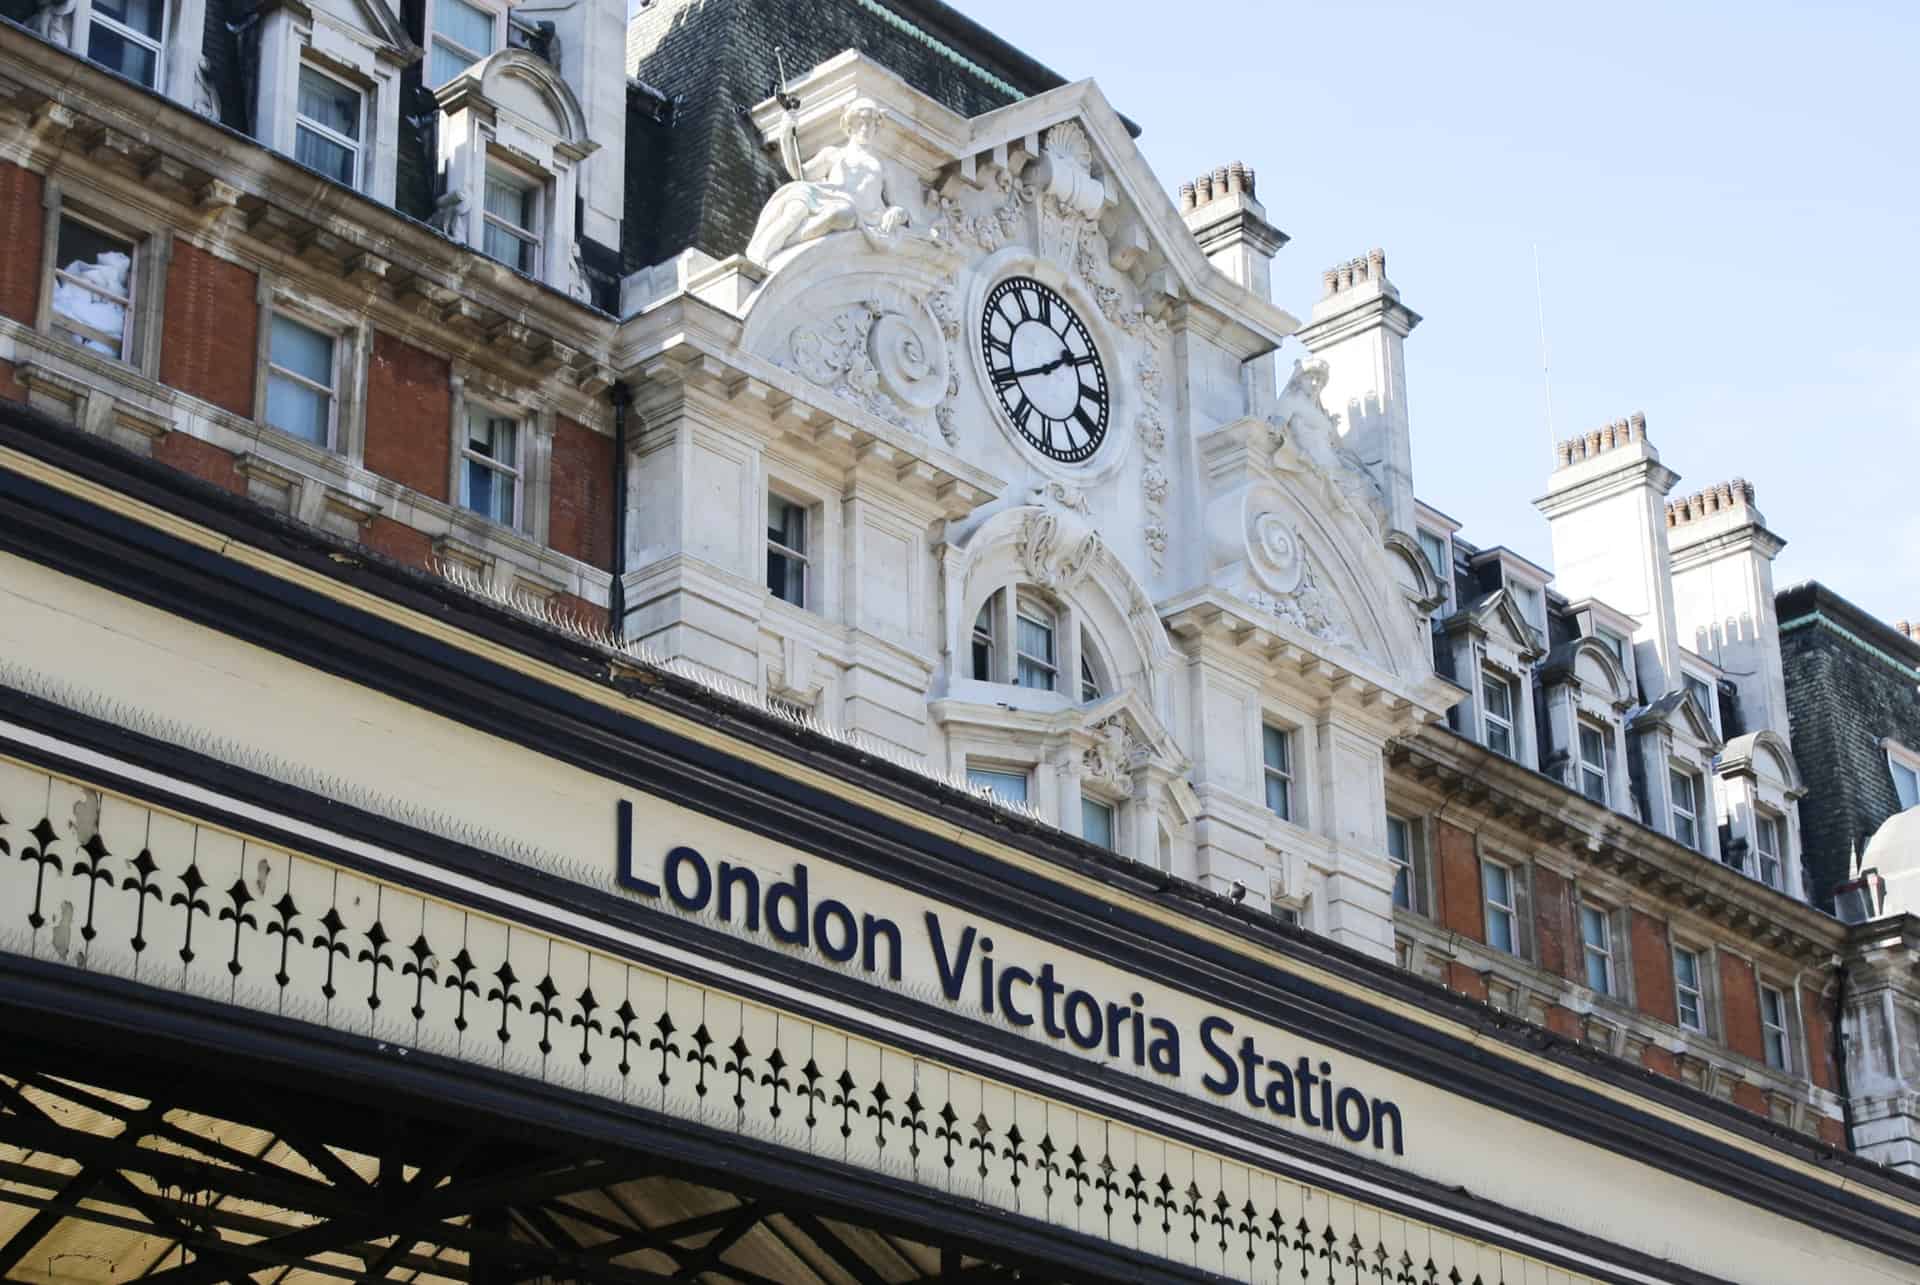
[35,177,170,379]
[1479,850,1531,959]
[1385,811,1429,918]
[445,368,552,544]
[1539,648,1632,815]
[253,1,412,206]
[254,275,371,461]
[1670,934,1717,1038]
[1253,697,1315,838]
[760,461,840,621]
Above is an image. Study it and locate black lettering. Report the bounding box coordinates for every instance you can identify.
[1037,964,1067,1039]
[813,899,856,963]
[1148,1019,1180,1075]
[1199,1016,1237,1095]
[1105,1001,1132,1059]
[1264,1060,1296,1116]
[923,913,975,1002]
[1373,1099,1405,1155]
[1131,994,1147,1065]
[767,864,810,946]
[616,801,660,896]
[979,936,995,1015]
[1237,1037,1265,1109]
[1319,1062,1334,1131]
[1296,1057,1320,1127]
[998,965,1035,1027]
[861,914,902,981]
[664,846,711,912]
[1065,990,1102,1050]
[1336,1088,1371,1143]
[717,862,760,931]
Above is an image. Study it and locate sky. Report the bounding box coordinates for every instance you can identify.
[947,0,1920,626]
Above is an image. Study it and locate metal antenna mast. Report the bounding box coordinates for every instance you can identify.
[1533,242,1555,445]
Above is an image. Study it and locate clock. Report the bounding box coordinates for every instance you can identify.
[980,276,1109,463]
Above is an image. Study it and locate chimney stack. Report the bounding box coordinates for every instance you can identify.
[1182,160,1287,416]
[1534,411,1682,700]
[1666,476,1791,736]
[1294,247,1422,536]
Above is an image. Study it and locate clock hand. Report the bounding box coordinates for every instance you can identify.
[1007,350,1076,378]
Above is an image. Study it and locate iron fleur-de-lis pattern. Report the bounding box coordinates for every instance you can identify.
[0,755,1594,1285]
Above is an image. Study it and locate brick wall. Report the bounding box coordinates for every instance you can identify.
[361,515,434,570]
[151,431,245,496]
[160,242,258,417]
[1629,910,1677,1026]
[549,415,613,571]
[1801,982,1836,1092]
[1531,865,1577,982]
[0,161,43,325]
[1432,820,1484,944]
[1717,952,1764,1063]
[364,332,450,500]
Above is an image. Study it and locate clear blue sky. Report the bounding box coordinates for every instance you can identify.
[949,0,1919,627]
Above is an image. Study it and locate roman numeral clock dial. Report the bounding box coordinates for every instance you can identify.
[981,277,1109,463]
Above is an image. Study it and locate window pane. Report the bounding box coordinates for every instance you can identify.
[1580,904,1609,950]
[265,375,330,444]
[1486,906,1514,955]
[1081,798,1114,850]
[482,222,538,273]
[1482,673,1511,720]
[485,175,534,230]
[1481,862,1511,909]
[95,0,161,36]
[295,127,357,184]
[767,496,805,554]
[1579,725,1605,765]
[467,414,515,462]
[1584,947,1611,994]
[1263,725,1289,774]
[438,0,495,53]
[52,220,134,358]
[86,25,158,87]
[1487,723,1513,759]
[1080,655,1100,703]
[1893,760,1920,810]
[429,42,475,85]
[967,768,1027,806]
[1016,614,1054,665]
[270,314,334,385]
[1418,530,1446,577]
[1386,817,1408,862]
[1264,771,1290,821]
[297,68,360,140]
[1674,948,1698,989]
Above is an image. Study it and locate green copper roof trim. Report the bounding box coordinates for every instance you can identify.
[1779,612,1920,682]
[849,0,1024,99]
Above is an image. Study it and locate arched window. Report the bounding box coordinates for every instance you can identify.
[968,586,1119,706]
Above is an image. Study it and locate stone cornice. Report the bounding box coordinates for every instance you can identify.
[1389,728,1844,964]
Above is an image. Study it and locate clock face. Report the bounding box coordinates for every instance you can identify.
[980,277,1109,463]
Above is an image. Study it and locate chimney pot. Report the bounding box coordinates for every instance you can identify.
[1586,431,1602,457]
[1630,411,1647,440]
[1322,268,1338,296]
[1244,166,1256,196]
[1179,181,1195,211]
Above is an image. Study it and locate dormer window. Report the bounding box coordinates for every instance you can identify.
[88,0,166,89]
[1482,669,1516,758]
[482,167,543,274]
[295,67,364,188]
[430,0,497,85]
[1683,673,1717,735]
[1577,722,1609,803]
[1417,529,1449,580]
[1754,811,1784,890]
[1511,583,1545,637]
[1885,740,1920,809]
[1670,768,1702,850]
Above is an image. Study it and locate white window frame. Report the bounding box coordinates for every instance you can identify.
[1759,982,1793,1072]
[1753,810,1785,890]
[1078,631,1106,703]
[457,405,525,530]
[1386,814,1422,914]
[482,163,544,277]
[87,0,169,90]
[1670,767,1702,851]
[1014,598,1058,692]
[46,207,140,363]
[426,0,500,86]
[966,763,1030,808]
[1262,723,1294,822]
[1673,944,1707,1033]
[1886,739,1920,811]
[262,308,341,450]
[1576,720,1610,805]
[1081,796,1116,851]
[1482,857,1519,956]
[1481,667,1516,759]
[294,62,365,191]
[971,592,999,683]
[1683,671,1719,736]
[766,491,810,609]
[1579,902,1617,997]
[1417,528,1450,589]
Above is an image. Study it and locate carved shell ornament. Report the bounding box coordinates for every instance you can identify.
[1253,514,1308,595]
